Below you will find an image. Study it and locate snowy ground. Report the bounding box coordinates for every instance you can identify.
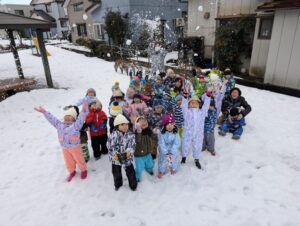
[0,46,300,226]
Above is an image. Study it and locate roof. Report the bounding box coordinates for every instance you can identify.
[30,0,64,5]
[31,9,56,22]
[0,11,56,30]
[257,0,300,11]
[85,0,101,13]
[215,14,256,20]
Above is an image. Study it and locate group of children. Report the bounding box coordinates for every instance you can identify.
[35,67,252,191]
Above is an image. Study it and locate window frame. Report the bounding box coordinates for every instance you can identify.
[45,4,52,13]
[93,23,104,40]
[14,10,24,16]
[73,2,84,12]
[77,23,87,37]
[258,17,273,40]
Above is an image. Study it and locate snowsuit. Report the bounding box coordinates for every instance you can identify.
[80,123,90,162]
[225,75,236,95]
[107,130,137,190]
[123,101,149,125]
[181,95,211,160]
[86,108,108,158]
[170,98,184,138]
[203,108,217,152]
[43,110,88,173]
[158,131,181,174]
[134,128,154,181]
[220,117,246,137]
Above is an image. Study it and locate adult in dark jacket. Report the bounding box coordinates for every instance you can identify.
[221,87,252,120]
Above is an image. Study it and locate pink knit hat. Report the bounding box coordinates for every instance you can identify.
[162,114,175,126]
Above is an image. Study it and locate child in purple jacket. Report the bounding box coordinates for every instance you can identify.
[34,101,89,182]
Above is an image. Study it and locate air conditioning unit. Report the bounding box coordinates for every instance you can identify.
[175,18,185,27]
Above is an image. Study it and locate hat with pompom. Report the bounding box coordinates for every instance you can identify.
[110,101,122,117]
[162,114,175,126]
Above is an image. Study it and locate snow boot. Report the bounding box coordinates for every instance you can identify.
[232,135,240,140]
[195,159,201,169]
[209,150,216,156]
[218,130,226,136]
[171,169,176,175]
[158,172,164,178]
[67,171,76,182]
[80,170,87,179]
[181,157,186,164]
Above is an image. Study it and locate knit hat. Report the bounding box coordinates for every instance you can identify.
[188,95,201,104]
[110,101,122,117]
[114,114,129,126]
[64,107,78,120]
[113,89,123,98]
[86,88,96,96]
[153,99,164,109]
[166,68,175,76]
[175,95,183,102]
[230,87,242,96]
[162,114,175,126]
[114,81,120,86]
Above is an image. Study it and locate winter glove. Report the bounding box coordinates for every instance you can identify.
[82,100,88,113]
[135,123,142,133]
[152,128,160,134]
[34,106,46,113]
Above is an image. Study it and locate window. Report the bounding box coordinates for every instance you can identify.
[74,2,84,12]
[45,4,52,13]
[14,10,24,16]
[60,20,68,28]
[93,24,104,40]
[77,23,87,36]
[258,18,273,39]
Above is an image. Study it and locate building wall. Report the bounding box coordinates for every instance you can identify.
[218,0,267,17]
[249,17,271,78]
[264,9,300,90]
[0,4,33,17]
[187,0,216,58]
[32,2,68,38]
[67,0,95,42]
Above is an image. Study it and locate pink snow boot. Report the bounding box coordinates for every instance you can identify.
[80,170,88,180]
[67,171,76,182]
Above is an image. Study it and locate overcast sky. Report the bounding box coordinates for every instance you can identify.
[1,0,31,4]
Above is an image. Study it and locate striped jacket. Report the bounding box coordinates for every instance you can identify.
[171,98,184,128]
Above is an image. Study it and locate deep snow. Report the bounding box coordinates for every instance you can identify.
[0,46,300,226]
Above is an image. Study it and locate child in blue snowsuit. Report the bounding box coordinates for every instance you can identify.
[219,107,245,140]
[134,116,154,182]
[203,98,218,156]
[158,114,181,178]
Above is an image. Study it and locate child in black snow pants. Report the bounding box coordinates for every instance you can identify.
[107,114,138,191]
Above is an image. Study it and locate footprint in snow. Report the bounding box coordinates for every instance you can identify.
[93,210,115,218]
[126,217,146,226]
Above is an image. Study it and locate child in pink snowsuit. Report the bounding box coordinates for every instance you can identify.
[34,101,89,182]
[181,93,211,169]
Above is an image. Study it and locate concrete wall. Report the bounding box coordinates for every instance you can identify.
[0,4,33,17]
[264,9,300,90]
[187,0,216,58]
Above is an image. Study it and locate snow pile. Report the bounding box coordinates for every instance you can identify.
[0,46,300,226]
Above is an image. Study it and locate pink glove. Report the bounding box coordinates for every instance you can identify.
[135,123,142,133]
[34,106,46,113]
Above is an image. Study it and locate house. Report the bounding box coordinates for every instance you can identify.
[30,0,69,39]
[64,0,188,44]
[63,0,101,42]
[254,0,300,90]
[0,4,33,38]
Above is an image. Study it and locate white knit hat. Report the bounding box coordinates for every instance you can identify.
[64,107,78,120]
[113,114,129,127]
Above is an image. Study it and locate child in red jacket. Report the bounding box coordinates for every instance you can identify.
[86,98,108,160]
